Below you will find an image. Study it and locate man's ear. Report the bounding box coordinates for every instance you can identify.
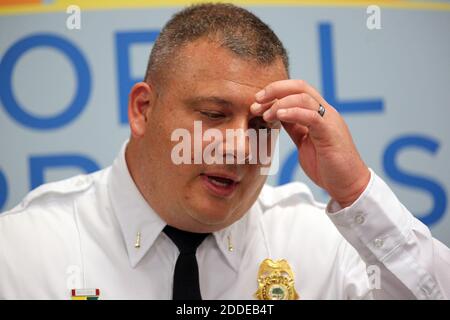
[128,82,154,138]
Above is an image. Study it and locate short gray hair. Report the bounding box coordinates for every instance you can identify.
[145,3,289,85]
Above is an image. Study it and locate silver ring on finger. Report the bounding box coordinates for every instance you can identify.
[318,104,326,117]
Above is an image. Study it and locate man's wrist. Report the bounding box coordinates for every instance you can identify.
[335,168,371,208]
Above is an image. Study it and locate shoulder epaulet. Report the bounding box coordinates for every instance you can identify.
[5,174,94,215]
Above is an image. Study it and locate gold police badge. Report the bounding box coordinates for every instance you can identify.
[254,259,299,300]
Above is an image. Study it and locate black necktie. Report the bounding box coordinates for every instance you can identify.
[163,225,210,300]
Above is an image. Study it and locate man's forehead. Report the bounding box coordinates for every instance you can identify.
[174,38,288,87]
[224,79,266,91]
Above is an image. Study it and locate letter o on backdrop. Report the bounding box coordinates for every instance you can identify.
[0,33,91,129]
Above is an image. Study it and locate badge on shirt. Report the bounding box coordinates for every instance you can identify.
[254,259,299,300]
[71,288,100,300]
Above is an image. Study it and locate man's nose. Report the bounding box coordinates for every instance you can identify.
[222,118,252,165]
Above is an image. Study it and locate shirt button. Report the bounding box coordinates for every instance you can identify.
[374,238,384,248]
[354,214,365,225]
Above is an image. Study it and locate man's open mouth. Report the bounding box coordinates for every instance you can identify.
[206,175,235,187]
[200,173,240,197]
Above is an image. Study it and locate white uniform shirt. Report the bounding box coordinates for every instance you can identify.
[1,142,449,299]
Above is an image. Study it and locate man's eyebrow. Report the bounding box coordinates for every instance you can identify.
[184,96,235,108]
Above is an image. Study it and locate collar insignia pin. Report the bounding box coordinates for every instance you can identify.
[135,231,141,249]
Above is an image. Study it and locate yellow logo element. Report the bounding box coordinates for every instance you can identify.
[254,259,299,300]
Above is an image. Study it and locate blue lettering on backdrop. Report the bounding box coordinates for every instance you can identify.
[319,23,384,113]
[115,30,159,124]
[0,169,7,211]
[278,149,299,186]
[29,155,100,190]
[383,135,447,226]
[0,34,91,129]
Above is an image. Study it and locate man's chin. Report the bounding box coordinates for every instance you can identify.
[186,203,239,230]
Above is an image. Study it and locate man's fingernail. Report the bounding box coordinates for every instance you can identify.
[255,90,265,101]
[251,103,262,113]
[277,109,287,116]
[263,109,271,120]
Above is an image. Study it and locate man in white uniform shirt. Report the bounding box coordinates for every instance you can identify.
[0,3,449,300]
